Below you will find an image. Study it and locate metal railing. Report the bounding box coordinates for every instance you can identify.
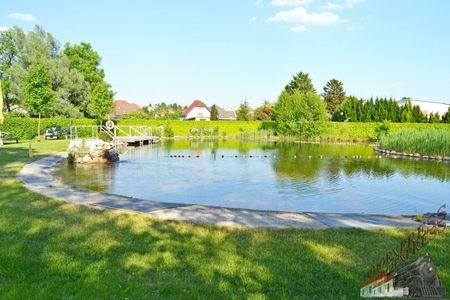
[68,125,158,147]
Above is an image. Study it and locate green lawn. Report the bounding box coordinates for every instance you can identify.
[0,140,449,299]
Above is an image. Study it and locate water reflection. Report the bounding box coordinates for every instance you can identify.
[57,140,450,214]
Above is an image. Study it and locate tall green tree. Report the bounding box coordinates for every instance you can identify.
[0,81,4,124]
[64,42,113,117]
[237,101,251,121]
[3,26,91,117]
[64,42,105,87]
[0,29,19,111]
[24,64,55,117]
[275,91,327,140]
[210,104,219,120]
[322,79,346,114]
[284,71,316,95]
[88,81,114,118]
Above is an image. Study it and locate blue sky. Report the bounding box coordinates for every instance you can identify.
[1,0,450,107]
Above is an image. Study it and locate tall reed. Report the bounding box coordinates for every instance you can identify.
[380,129,450,157]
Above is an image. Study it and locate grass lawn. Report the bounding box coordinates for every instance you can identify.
[0,140,449,299]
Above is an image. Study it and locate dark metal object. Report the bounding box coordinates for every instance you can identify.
[44,126,68,140]
[394,256,446,298]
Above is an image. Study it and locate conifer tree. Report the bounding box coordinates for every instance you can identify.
[322,79,346,114]
[210,104,219,120]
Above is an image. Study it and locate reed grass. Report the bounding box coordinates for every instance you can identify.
[380,129,450,157]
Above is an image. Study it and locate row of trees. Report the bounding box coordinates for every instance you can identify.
[0,26,114,118]
[332,97,450,123]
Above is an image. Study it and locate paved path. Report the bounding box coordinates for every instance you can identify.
[17,154,421,229]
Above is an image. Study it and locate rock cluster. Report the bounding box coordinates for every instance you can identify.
[375,148,450,162]
[67,139,119,164]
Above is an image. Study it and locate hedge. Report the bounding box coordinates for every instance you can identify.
[0,116,97,140]
[1,116,450,141]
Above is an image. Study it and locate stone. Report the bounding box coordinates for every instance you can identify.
[67,140,119,164]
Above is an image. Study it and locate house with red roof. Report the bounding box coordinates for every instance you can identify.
[181,100,211,121]
[111,100,141,117]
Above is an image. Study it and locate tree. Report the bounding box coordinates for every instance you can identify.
[444,107,450,123]
[0,29,20,111]
[24,64,55,117]
[322,79,346,114]
[88,81,114,118]
[284,71,316,95]
[275,91,327,140]
[0,81,4,124]
[237,101,251,121]
[210,104,219,120]
[254,101,275,120]
[64,42,105,87]
[429,112,440,123]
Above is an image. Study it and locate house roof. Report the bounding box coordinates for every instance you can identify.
[397,98,450,106]
[182,100,208,117]
[113,100,141,116]
[215,106,237,120]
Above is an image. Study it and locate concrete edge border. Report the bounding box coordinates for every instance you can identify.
[16,153,420,229]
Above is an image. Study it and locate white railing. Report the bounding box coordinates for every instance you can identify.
[68,125,158,147]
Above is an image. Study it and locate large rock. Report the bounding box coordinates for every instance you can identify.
[67,139,119,164]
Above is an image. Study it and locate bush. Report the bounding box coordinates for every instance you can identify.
[375,120,390,140]
[275,91,327,140]
[0,116,97,140]
[164,125,174,137]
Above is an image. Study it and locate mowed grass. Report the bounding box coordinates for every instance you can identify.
[0,140,449,299]
[380,129,450,157]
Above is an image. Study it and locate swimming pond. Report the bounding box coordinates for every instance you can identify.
[57,140,450,215]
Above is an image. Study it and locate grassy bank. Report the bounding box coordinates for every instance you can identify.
[0,140,449,299]
[380,129,450,157]
[2,116,450,142]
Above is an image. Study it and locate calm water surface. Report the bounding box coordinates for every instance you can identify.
[57,140,450,214]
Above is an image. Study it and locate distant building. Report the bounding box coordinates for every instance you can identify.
[213,106,237,121]
[181,100,210,120]
[112,100,141,117]
[397,98,450,117]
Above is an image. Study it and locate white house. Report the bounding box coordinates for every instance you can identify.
[181,100,211,121]
[397,98,450,117]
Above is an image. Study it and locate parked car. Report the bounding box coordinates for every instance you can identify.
[44,126,68,140]
[0,131,19,144]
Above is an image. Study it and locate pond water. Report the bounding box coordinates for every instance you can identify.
[57,140,450,215]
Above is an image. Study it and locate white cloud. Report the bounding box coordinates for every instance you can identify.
[323,0,365,10]
[251,16,257,23]
[8,12,36,22]
[291,25,307,32]
[0,26,9,32]
[271,0,313,6]
[268,6,341,26]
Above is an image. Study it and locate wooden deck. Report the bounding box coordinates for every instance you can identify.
[115,136,160,146]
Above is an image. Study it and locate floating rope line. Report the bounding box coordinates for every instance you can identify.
[164,154,387,159]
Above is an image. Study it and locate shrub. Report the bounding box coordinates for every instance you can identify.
[375,120,390,140]
[164,125,174,137]
[275,91,327,140]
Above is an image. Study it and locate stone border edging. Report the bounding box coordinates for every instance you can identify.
[375,148,450,162]
[16,153,420,229]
